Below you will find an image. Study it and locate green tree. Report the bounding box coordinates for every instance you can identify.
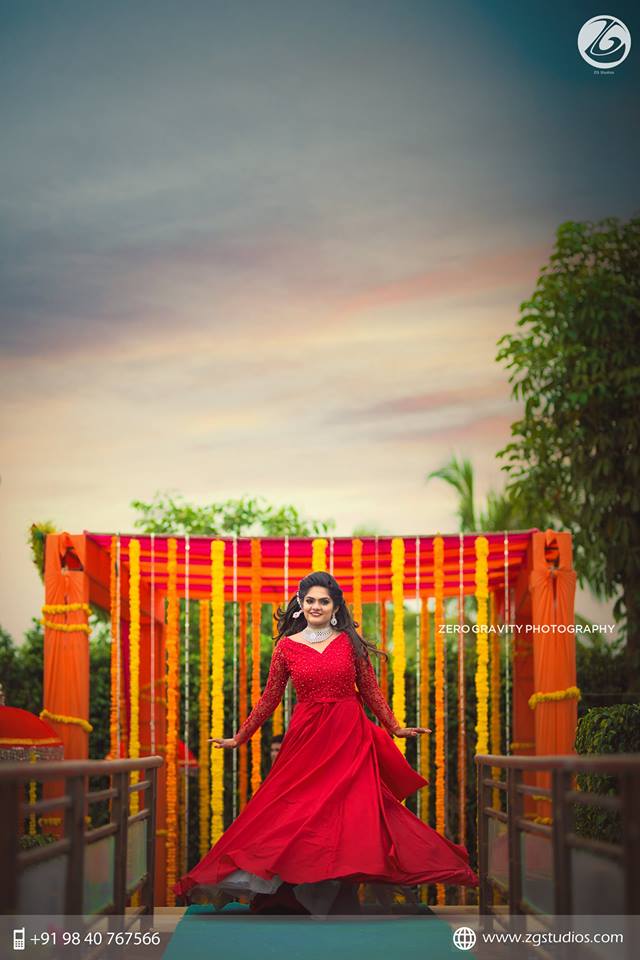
[131,491,334,537]
[496,216,640,676]
[0,619,44,713]
[426,455,548,532]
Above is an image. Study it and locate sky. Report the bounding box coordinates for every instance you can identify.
[1,0,638,641]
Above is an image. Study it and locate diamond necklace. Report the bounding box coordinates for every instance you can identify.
[302,625,334,643]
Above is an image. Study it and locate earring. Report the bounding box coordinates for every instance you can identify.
[330,615,337,626]
[292,593,303,619]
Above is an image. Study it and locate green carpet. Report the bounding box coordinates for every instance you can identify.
[162,904,475,960]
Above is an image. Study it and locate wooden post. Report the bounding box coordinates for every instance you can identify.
[144,766,158,916]
[621,770,640,915]
[0,779,19,912]
[551,768,573,914]
[113,771,130,913]
[507,765,523,913]
[477,759,490,914]
[64,775,86,914]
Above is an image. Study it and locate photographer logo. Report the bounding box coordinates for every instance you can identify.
[578,16,631,69]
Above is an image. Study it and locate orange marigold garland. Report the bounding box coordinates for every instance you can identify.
[238,600,249,812]
[419,596,430,819]
[490,591,502,807]
[390,538,406,757]
[250,539,263,796]
[351,539,363,630]
[458,534,468,882]
[198,600,210,857]
[109,536,121,759]
[210,540,225,844]
[433,535,446,905]
[474,536,490,757]
[165,538,180,904]
[128,538,141,814]
[380,600,388,699]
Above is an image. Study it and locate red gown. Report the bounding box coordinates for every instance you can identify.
[175,631,478,912]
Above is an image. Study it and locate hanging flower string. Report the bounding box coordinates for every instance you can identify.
[474,537,490,757]
[433,535,446,906]
[198,600,210,857]
[380,600,388,699]
[490,591,502,806]
[312,537,328,572]
[109,536,120,758]
[351,539,363,629]
[165,538,179,904]
[419,595,430,819]
[390,538,406,757]
[238,600,249,812]
[271,602,284,736]
[250,539,263,796]
[210,540,225,844]
[129,538,141,814]
[457,533,467,863]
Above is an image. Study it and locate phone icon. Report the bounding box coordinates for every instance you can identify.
[13,929,25,951]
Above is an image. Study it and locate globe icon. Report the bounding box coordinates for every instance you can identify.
[452,926,477,951]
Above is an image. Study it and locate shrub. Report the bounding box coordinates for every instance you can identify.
[574,703,640,843]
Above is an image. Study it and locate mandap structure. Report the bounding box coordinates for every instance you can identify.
[41,529,578,905]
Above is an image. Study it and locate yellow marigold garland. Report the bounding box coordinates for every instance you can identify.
[40,620,91,634]
[474,536,489,757]
[528,686,581,709]
[433,536,445,905]
[42,603,91,614]
[109,537,120,758]
[39,709,93,733]
[271,603,284,736]
[165,538,179,904]
[250,539,263,795]
[28,749,37,836]
[391,538,406,757]
[351,539,363,629]
[129,539,141,814]
[312,537,328,571]
[198,600,210,857]
[210,540,226,844]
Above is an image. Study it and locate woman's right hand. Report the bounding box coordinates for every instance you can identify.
[208,737,239,749]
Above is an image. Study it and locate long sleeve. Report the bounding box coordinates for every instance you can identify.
[354,653,400,736]
[233,642,290,745]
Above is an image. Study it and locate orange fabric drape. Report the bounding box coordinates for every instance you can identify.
[43,534,91,760]
[530,531,578,756]
[529,531,578,816]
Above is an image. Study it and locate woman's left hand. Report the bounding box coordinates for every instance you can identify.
[393,726,431,738]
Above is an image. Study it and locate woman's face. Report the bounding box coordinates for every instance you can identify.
[301,586,337,628]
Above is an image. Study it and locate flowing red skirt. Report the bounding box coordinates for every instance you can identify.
[175,696,478,899]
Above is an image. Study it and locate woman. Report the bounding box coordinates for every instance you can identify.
[175,571,478,914]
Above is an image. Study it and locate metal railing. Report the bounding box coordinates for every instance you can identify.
[476,753,640,916]
[0,756,163,916]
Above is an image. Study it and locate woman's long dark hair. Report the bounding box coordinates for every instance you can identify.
[274,570,388,662]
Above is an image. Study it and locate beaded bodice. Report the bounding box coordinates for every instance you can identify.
[233,631,400,745]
